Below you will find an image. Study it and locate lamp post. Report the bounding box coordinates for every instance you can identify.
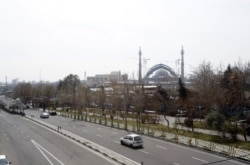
[122,75,128,130]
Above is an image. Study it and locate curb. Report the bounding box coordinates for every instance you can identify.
[25,116,140,165]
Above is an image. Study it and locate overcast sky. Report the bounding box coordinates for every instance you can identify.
[1,0,250,83]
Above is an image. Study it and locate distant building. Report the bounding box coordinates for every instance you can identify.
[12,78,19,86]
[86,71,128,87]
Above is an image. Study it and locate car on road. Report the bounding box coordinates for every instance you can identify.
[120,134,143,148]
[49,111,57,116]
[40,112,49,118]
[0,155,12,165]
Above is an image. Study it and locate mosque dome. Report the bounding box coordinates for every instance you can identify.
[152,69,170,78]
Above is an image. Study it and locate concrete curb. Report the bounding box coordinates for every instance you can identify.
[25,116,140,165]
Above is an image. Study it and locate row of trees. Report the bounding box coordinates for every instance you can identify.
[178,62,250,141]
[9,62,250,141]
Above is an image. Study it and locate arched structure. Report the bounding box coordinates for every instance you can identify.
[143,64,177,83]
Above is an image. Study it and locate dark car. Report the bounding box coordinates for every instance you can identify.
[49,111,57,116]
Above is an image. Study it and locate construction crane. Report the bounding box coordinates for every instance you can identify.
[143,58,150,77]
[175,59,180,76]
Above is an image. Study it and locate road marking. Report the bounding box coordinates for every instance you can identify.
[112,132,118,134]
[24,117,123,165]
[139,150,149,154]
[156,145,167,150]
[228,160,247,165]
[114,140,120,144]
[31,139,64,165]
[97,134,103,137]
[83,129,88,132]
[144,136,236,163]
[97,128,102,130]
[192,157,208,163]
[173,163,180,165]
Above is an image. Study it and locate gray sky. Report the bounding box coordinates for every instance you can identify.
[1,0,250,82]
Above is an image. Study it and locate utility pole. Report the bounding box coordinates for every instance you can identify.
[181,46,184,80]
[138,47,142,84]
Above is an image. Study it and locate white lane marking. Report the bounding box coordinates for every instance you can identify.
[139,150,149,154]
[24,116,139,165]
[112,132,118,134]
[58,132,122,165]
[173,163,180,165]
[83,129,88,132]
[192,157,208,163]
[97,134,103,137]
[144,136,239,163]
[97,128,102,130]
[31,140,54,165]
[156,145,167,150]
[31,139,64,165]
[114,141,120,144]
[228,159,247,165]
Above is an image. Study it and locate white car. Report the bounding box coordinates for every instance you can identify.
[40,112,49,118]
[0,155,12,165]
[120,134,143,148]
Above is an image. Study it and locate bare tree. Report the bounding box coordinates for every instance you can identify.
[99,85,107,124]
[12,82,32,105]
[58,74,80,119]
[190,61,221,115]
[154,85,170,126]
[132,83,145,131]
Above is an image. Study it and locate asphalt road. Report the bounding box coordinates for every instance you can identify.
[24,109,248,165]
[0,111,119,165]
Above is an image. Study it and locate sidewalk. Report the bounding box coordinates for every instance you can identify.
[159,115,250,141]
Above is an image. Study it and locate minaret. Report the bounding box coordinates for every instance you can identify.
[5,76,7,87]
[138,47,142,84]
[181,46,184,80]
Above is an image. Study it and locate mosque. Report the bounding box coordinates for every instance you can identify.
[139,46,185,85]
[86,47,185,87]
